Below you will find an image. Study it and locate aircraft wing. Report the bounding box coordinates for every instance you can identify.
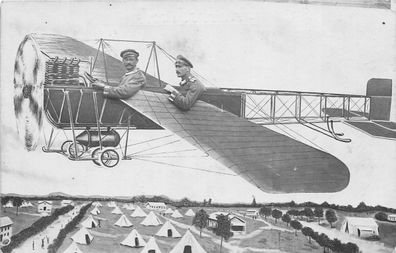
[123,90,350,193]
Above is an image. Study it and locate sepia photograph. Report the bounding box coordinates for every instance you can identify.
[0,0,395,252]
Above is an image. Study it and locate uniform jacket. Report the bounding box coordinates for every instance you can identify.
[103,68,146,99]
[171,75,206,111]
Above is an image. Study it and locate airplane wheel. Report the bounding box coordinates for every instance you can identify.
[91,147,102,166]
[68,142,85,158]
[61,140,73,155]
[100,148,119,168]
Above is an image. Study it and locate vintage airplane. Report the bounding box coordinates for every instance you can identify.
[13,33,395,194]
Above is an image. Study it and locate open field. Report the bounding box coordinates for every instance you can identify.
[0,200,66,234]
[57,203,224,253]
[56,203,341,253]
[5,201,396,252]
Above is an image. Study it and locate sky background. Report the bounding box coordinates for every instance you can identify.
[1,1,395,207]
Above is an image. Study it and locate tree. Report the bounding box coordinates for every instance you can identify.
[317,233,330,253]
[298,210,306,219]
[287,209,299,218]
[374,212,388,221]
[356,201,368,212]
[332,238,343,252]
[301,226,314,243]
[213,214,233,253]
[281,214,291,226]
[251,197,257,207]
[321,201,330,208]
[192,209,209,238]
[314,207,324,224]
[271,209,283,223]
[1,196,11,213]
[342,242,359,253]
[13,197,23,215]
[304,207,314,221]
[325,209,337,228]
[290,220,302,236]
[259,206,272,220]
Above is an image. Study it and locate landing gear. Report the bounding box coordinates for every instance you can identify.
[91,147,102,166]
[91,147,119,168]
[100,148,119,168]
[68,141,85,158]
[61,140,73,155]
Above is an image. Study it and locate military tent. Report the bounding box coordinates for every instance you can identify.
[71,227,94,245]
[140,236,162,253]
[115,214,133,227]
[185,209,195,217]
[140,211,163,226]
[130,206,147,217]
[81,215,98,228]
[171,210,183,219]
[107,201,116,207]
[63,242,83,253]
[120,229,146,247]
[169,229,207,253]
[90,206,100,215]
[156,220,181,238]
[340,217,379,238]
[111,206,123,214]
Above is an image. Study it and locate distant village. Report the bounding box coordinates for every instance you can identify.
[1,194,396,253]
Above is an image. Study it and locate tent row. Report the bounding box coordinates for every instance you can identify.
[2,200,34,208]
[69,225,207,253]
[93,202,195,217]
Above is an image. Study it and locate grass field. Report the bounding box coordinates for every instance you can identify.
[239,229,323,253]
[56,203,225,253]
[0,200,64,234]
[53,203,396,252]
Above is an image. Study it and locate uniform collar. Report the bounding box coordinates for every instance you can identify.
[124,68,139,76]
[180,75,195,86]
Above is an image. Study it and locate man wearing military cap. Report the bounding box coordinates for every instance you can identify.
[164,55,206,111]
[90,49,146,99]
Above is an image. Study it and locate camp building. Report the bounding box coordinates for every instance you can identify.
[340,217,379,238]
[207,211,246,234]
[145,202,167,211]
[0,217,13,243]
[38,200,52,216]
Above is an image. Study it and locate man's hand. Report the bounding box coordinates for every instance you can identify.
[84,72,98,83]
[91,81,106,89]
[164,84,178,94]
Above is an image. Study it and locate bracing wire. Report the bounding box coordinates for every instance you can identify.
[133,157,237,176]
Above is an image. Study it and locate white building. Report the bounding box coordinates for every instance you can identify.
[388,214,396,222]
[0,217,13,243]
[145,202,166,211]
[340,217,379,238]
[37,200,53,216]
[208,212,246,234]
[245,209,259,219]
[61,200,74,206]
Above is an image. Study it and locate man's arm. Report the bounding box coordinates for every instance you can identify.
[171,82,205,111]
[103,72,146,99]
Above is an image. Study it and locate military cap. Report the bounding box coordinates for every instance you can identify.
[120,49,139,58]
[175,55,193,68]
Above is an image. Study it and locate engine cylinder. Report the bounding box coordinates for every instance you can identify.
[76,129,120,148]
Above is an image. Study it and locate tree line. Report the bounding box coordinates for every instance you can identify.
[259,206,359,253]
